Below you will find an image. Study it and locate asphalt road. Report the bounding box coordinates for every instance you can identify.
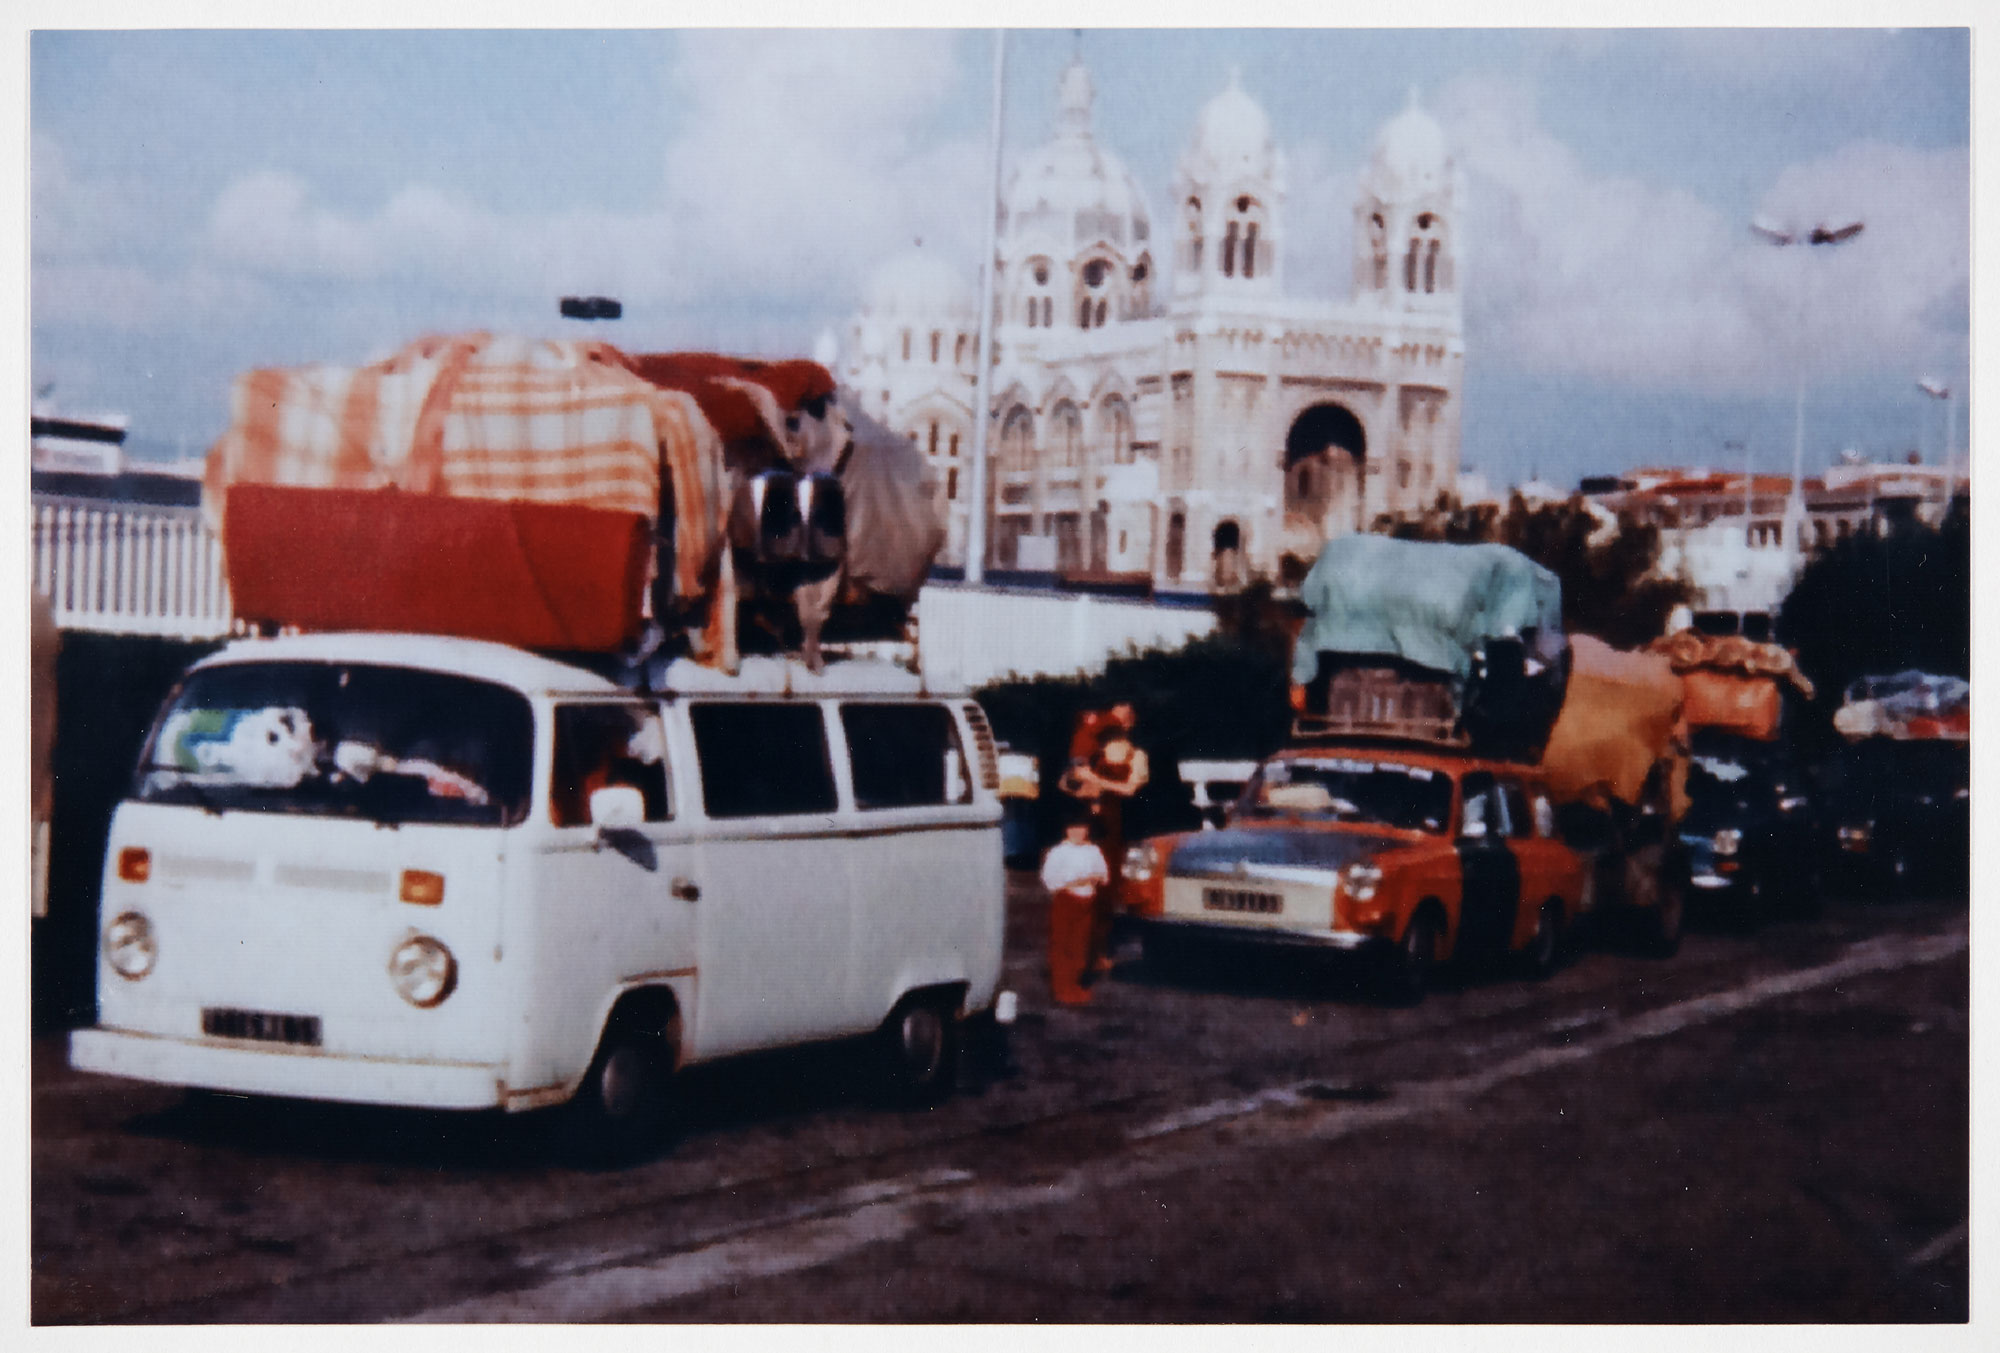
[31,878,1968,1325]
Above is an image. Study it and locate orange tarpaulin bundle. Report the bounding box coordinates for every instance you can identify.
[1646,629,1813,742]
[1537,635,1688,818]
[203,333,726,653]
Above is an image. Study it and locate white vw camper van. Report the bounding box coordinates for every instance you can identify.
[69,632,1009,1159]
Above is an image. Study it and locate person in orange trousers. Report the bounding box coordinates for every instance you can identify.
[1040,817,1108,1005]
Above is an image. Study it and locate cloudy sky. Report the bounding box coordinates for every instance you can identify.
[26,21,1971,488]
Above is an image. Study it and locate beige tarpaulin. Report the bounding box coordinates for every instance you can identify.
[1538,634,1689,819]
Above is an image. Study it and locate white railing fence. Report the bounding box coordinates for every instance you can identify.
[30,502,1219,677]
[33,502,235,639]
[917,583,1216,690]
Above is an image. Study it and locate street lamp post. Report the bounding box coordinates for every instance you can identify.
[963,30,1007,584]
[1917,377,1955,513]
[1750,218,1864,553]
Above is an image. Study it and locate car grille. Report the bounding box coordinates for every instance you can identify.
[202,1007,322,1047]
[1203,886,1283,915]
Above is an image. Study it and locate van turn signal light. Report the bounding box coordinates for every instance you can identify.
[117,847,151,883]
[399,870,446,906]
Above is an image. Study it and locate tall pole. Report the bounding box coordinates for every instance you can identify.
[963,30,1007,584]
[1751,218,1863,555]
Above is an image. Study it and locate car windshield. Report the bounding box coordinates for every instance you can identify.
[133,661,535,827]
[1237,757,1453,833]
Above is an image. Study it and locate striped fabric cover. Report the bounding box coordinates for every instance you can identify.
[203,333,726,602]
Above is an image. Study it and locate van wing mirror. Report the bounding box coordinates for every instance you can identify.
[589,785,645,828]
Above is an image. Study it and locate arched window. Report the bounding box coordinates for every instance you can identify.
[948,431,960,458]
[999,407,1035,472]
[1404,240,1420,292]
[955,334,967,364]
[901,330,911,361]
[930,332,941,362]
[946,467,959,500]
[1244,223,1259,279]
[1095,298,1107,327]
[1079,297,1093,329]
[1423,240,1439,294]
[928,423,939,458]
[1100,397,1133,467]
[1026,300,1038,328]
[1223,220,1240,277]
[1042,297,1053,327]
[1185,197,1203,272]
[1050,402,1082,468]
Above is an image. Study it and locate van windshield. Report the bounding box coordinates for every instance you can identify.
[133,662,534,827]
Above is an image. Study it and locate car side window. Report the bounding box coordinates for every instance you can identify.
[1459,772,1495,839]
[841,703,973,809]
[689,701,838,819]
[1500,782,1533,839]
[1531,793,1557,839]
[550,703,671,827]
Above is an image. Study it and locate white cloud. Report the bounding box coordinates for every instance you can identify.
[31,134,136,259]
[178,31,984,327]
[1437,74,1967,397]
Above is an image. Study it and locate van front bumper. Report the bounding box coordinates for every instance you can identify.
[69,1026,508,1111]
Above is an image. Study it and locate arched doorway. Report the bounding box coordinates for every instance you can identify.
[1211,519,1245,590]
[1164,510,1187,581]
[1282,403,1368,563]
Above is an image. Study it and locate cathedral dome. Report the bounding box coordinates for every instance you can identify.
[1189,69,1277,180]
[1366,91,1452,198]
[861,250,974,321]
[1001,59,1152,256]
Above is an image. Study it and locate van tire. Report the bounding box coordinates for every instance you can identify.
[880,994,961,1108]
[565,1026,678,1167]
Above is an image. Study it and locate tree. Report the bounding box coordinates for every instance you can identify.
[1376,493,1691,648]
[1777,503,1970,703]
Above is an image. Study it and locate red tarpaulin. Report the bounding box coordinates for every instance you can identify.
[223,484,651,652]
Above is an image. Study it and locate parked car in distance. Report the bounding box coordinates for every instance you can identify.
[1819,735,1969,898]
[1120,745,1588,1004]
[1679,728,1819,923]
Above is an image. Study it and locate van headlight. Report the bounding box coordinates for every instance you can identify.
[1124,842,1160,883]
[1341,861,1384,902]
[389,936,457,1008]
[104,911,157,980]
[1712,828,1742,857]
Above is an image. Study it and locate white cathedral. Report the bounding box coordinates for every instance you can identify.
[831,58,1465,590]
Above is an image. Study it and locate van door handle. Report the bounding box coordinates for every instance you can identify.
[670,877,701,902]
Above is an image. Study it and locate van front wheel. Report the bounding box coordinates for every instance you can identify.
[880,996,960,1108]
[566,1029,677,1167]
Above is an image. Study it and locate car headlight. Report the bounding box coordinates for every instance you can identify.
[1123,842,1159,883]
[104,911,157,981]
[1837,824,1872,848]
[1341,861,1384,902]
[1712,828,1742,857]
[389,935,457,1008]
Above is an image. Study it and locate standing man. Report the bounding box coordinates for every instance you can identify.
[1059,701,1148,977]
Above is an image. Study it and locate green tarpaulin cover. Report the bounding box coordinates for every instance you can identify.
[1291,535,1563,685]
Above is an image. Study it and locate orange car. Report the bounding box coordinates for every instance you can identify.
[1120,744,1588,1003]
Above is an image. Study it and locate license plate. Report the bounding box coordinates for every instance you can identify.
[202,1007,322,1047]
[1203,886,1282,915]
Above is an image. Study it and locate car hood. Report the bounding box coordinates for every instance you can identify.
[1167,826,1400,877]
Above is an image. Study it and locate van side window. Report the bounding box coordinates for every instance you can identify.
[551,704,671,827]
[1499,782,1533,839]
[841,703,973,809]
[1459,772,1495,839]
[690,702,838,818]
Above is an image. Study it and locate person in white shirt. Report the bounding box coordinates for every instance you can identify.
[1040,817,1109,1005]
